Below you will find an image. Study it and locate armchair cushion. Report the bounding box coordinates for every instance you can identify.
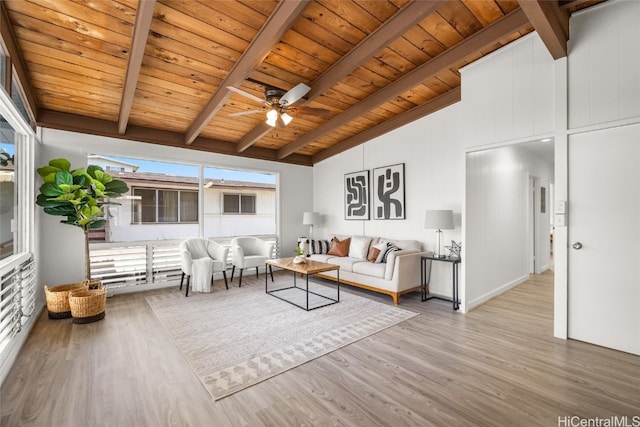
[231,237,274,269]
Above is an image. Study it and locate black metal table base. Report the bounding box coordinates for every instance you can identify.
[421,256,461,310]
[266,267,340,311]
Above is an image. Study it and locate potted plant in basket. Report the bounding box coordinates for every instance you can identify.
[36,158,129,322]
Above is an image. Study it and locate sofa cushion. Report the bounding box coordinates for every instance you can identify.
[309,239,330,254]
[308,254,332,263]
[325,256,360,272]
[352,261,385,278]
[328,236,351,257]
[348,236,372,259]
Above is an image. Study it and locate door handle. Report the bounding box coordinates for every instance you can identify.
[572,242,583,250]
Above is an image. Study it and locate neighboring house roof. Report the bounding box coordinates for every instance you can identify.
[88,155,140,172]
[113,171,275,190]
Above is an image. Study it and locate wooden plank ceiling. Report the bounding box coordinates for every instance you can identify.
[2,0,604,166]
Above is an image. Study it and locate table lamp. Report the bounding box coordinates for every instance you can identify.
[424,210,454,258]
[303,212,319,240]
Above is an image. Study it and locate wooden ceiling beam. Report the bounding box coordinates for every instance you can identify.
[518,0,569,59]
[118,0,156,134]
[0,2,38,126]
[184,0,308,145]
[312,87,461,164]
[278,8,531,160]
[37,109,312,166]
[236,0,446,153]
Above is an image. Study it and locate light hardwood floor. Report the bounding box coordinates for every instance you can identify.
[1,270,639,426]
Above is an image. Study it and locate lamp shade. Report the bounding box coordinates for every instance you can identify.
[424,210,454,230]
[303,212,318,225]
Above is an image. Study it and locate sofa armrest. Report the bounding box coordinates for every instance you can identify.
[384,248,420,280]
[386,250,433,292]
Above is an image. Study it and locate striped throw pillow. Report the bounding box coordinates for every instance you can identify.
[310,239,331,255]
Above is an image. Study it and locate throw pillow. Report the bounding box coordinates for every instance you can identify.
[309,239,330,254]
[367,247,380,262]
[348,236,372,259]
[372,241,389,263]
[381,244,400,263]
[327,236,351,257]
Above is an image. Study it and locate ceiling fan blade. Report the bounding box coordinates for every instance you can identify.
[279,83,311,107]
[229,109,264,117]
[226,86,265,105]
[287,106,331,117]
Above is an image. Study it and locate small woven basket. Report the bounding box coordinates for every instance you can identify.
[44,282,88,319]
[82,279,103,290]
[69,287,108,324]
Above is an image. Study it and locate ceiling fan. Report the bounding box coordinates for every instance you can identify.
[227,83,330,127]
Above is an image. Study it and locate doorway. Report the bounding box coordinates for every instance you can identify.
[464,139,554,310]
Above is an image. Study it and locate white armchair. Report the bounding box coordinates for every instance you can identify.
[179,238,229,297]
[230,237,275,287]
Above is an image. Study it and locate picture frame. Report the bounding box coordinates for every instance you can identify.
[541,187,546,213]
[372,163,405,220]
[344,170,370,220]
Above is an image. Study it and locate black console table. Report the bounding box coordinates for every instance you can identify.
[421,255,461,310]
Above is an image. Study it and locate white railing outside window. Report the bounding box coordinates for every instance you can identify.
[89,235,279,293]
[0,253,36,356]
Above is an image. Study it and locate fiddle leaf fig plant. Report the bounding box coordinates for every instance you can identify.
[36,158,129,280]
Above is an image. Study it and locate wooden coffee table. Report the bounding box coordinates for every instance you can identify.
[265,257,340,311]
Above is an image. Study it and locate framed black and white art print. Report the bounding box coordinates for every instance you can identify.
[345,170,370,220]
[373,163,405,220]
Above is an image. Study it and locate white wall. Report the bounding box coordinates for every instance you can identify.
[569,0,640,129]
[461,33,555,148]
[37,128,314,285]
[313,105,464,298]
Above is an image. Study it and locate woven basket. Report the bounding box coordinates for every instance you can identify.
[44,282,88,319]
[82,279,103,290]
[69,287,107,324]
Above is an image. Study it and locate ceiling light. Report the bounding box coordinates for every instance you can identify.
[266,109,278,127]
[281,112,293,126]
[541,138,552,142]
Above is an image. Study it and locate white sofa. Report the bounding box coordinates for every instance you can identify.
[306,236,432,305]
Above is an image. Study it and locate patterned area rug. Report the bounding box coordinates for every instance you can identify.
[146,279,418,400]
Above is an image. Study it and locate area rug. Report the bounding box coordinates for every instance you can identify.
[145,279,418,400]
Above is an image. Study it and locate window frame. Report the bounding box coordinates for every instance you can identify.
[222,193,257,215]
[131,186,198,224]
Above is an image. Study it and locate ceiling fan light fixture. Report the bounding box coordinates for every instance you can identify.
[281,112,293,126]
[266,108,278,127]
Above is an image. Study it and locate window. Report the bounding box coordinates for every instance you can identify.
[106,166,125,172]
[223,194,256,214]
[132,187,198,224]
[0,120,16,261]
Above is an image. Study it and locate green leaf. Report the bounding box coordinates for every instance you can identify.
[104,180,129,195]
[90,206,103,217]
[41,173,57,184]
[44,206,76,216]
[88,220,106,230]
[49,158,70,172]
[37,165,61,177]
[86,165,104,179]
[55,171,73,187]
[39,183,66,197]
[58,184,82,193]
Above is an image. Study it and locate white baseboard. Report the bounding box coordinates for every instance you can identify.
[466,274,530,311]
